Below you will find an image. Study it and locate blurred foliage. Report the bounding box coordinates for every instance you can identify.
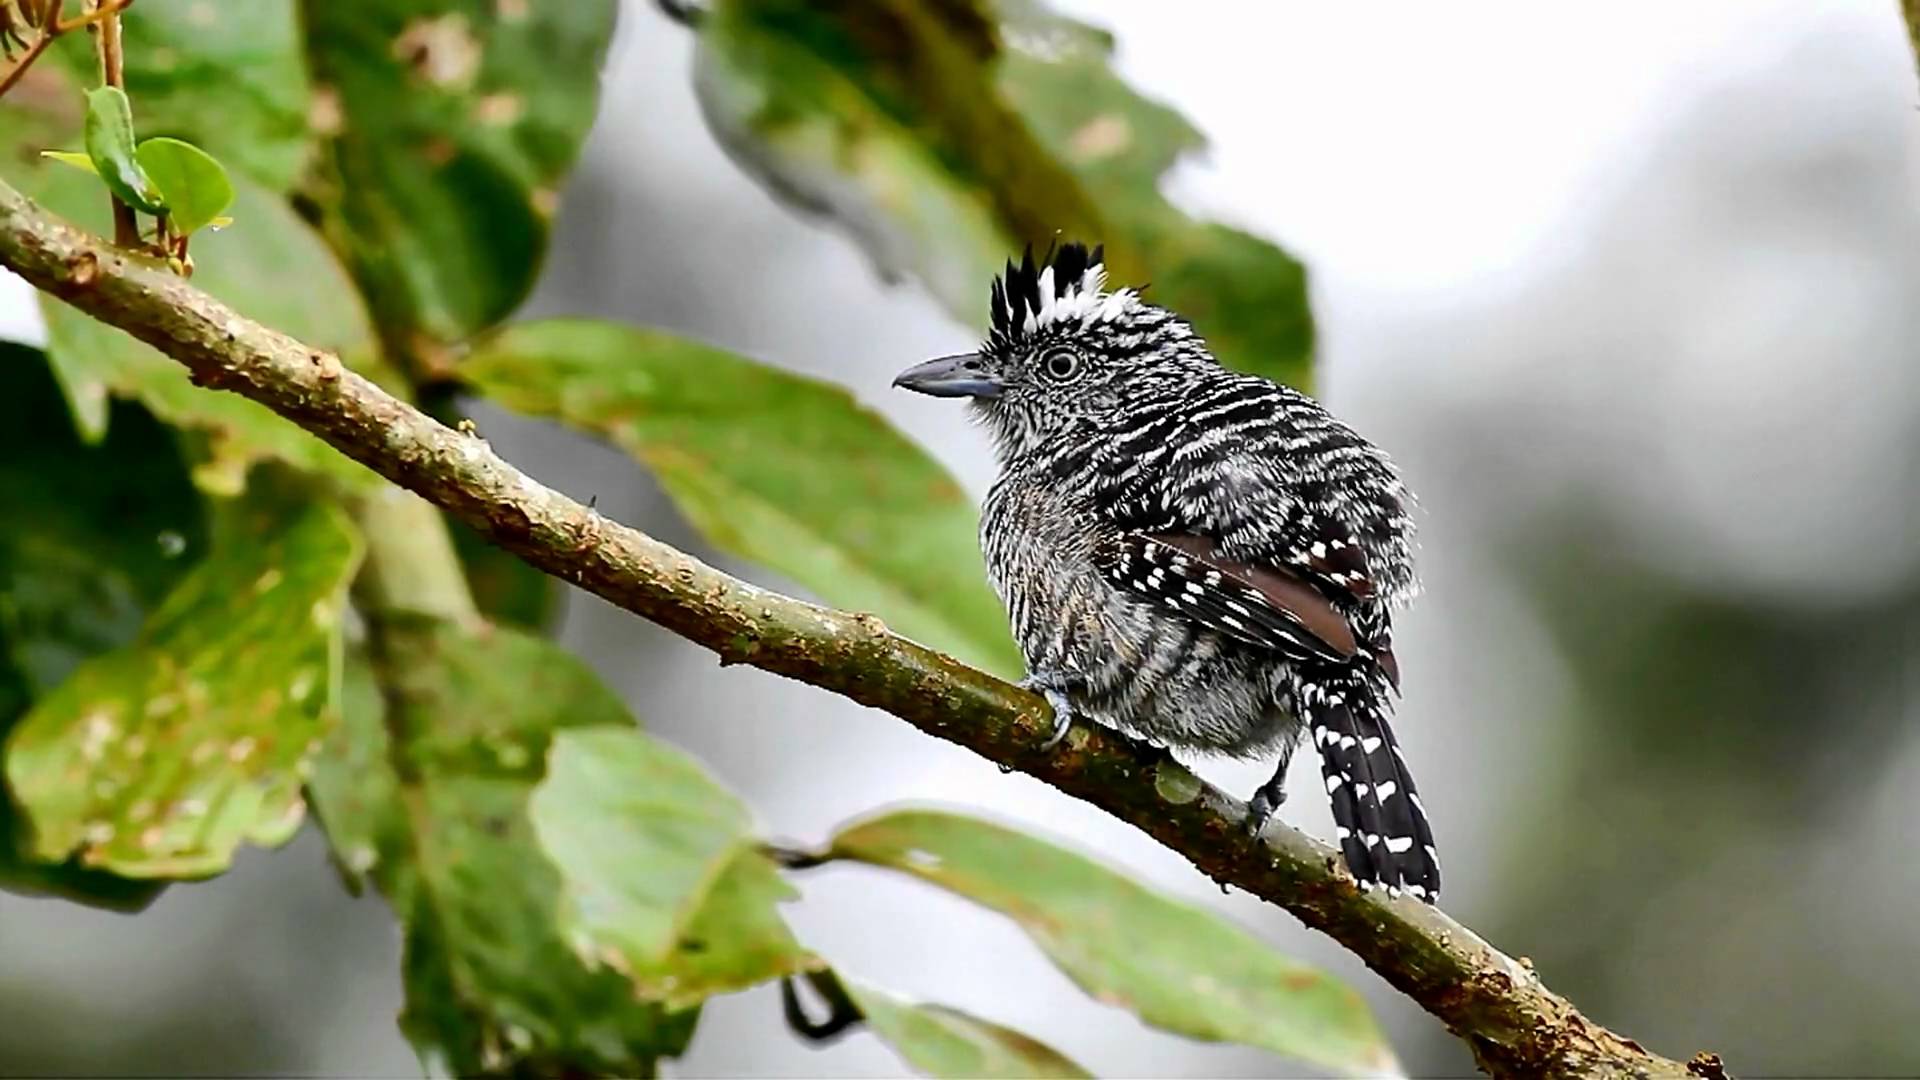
[831,809,1396,1076]
[6,493,357,877]
[692,0,1314,386]
[301,0,617,348]
[444,512,559,631]
[306,618,699,1076]
[841,976,1092,1078]
[0,346,198,910]
[463,319,1022,676]
[53,0,312,191]
[0,1,1377,1075]
[1482,524,1920,1073]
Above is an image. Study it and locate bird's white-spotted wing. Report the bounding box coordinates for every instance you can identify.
[1092,531,1359,665]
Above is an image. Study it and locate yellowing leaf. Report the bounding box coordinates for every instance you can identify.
[40,149,97,174]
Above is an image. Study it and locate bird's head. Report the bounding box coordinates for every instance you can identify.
[893,242,1213,459]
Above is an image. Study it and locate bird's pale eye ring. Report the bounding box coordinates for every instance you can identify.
[1041,347,1080,381]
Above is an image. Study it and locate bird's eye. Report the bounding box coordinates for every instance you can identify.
[1042,348,1080,380]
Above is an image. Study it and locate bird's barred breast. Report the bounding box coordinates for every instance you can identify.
[981,472,1300,757]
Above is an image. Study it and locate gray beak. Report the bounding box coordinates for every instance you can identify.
[892,352,1004,399]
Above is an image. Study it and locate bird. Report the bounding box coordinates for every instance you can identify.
[892,242,1440,901]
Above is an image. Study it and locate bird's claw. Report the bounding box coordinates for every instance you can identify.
[1243,783,1286,838]
[1019,674,1075,753]
[1037,687,1073,751]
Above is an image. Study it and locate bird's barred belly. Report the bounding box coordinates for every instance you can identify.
[1016,568,1300,760]
[982,479,1300,759]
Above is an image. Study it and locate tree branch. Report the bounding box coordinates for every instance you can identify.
[0,178,1702,1080]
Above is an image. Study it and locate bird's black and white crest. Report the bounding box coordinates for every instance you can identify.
[988,242,1137,350]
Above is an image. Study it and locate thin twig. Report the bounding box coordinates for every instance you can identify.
[55,0,131,35]
[0,26,53,97]
[780,969,865,1042]
[0,178,1708,1080]
[86,0,136,245]
[0,0,133,99]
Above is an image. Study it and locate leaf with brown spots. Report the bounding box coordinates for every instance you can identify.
[829,809,1397,1076]
[4,496,360,878]
[301,0,617,342]
[0,345,205,909]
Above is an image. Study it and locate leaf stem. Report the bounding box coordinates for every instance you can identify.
[780,970,864,1042]
[86,0,136,246]
[0,26,51,98]
[758,842,833,871]
[349,487,481,627]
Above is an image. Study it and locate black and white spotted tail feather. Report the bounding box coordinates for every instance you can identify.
[1303,670,1440,900]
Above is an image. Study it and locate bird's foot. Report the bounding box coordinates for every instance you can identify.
[1243,778,1287,838]
[1017,672,1076,753]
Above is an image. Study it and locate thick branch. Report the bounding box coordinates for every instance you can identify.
[0,179,1698,1080]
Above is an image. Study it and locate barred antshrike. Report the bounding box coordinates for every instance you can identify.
[893,243,1440,901]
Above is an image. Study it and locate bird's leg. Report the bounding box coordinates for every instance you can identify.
[1243,735,1298,837]
[1018,667,1078,752]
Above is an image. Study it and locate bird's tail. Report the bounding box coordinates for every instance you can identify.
[1304,670,1440,901]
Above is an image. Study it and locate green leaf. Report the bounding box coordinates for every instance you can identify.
[462,319,1021,676]
[0,87,382,490]
[40,149,97,174]
[53,0,314,192]
[829,810,1397,1076]
[4,497,359,878]
[531,727,817,1008]
[302,0,617,342]
[0,345,201,909]
[83,86,166,214]
[843,977,1091,1079]
[305,619,697,1075]
[691,0,1313,387]
[136,137,235,235]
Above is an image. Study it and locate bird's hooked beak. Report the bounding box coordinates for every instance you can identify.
[892,352,1004,399]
